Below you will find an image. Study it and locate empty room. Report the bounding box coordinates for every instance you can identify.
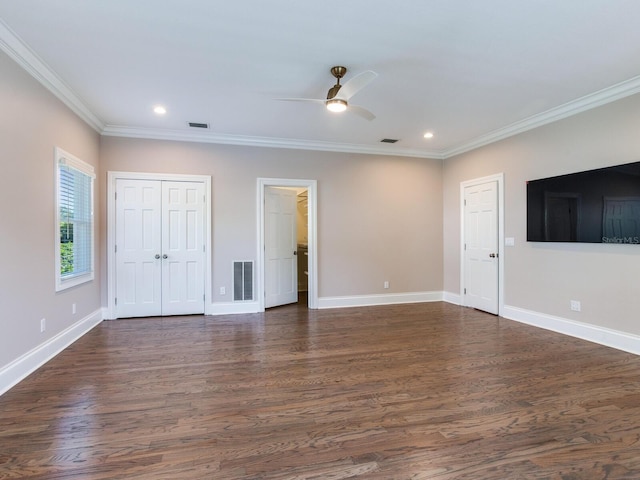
[2,1,640,478]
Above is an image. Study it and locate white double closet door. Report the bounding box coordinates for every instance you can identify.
[115,179,205,318]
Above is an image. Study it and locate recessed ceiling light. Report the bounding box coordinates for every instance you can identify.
[423,132,434,139]
[153,105,167,115]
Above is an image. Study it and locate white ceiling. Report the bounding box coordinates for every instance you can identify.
[2,0,640,159]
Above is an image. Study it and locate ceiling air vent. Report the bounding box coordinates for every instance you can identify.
[380,138,399,143]
[188,122,209,129]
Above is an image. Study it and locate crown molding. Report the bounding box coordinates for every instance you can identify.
[5,14,640,159]
[101,125,445,159]
[0,19,104,132]
[443,74,640,159]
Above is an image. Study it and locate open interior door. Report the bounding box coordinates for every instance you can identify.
[265,187,298,308]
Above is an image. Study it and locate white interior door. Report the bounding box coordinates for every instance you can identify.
[464,180,499,314]
[161,181,205,315]
[265,187,298,308]
[115,179,162,318]
[115,179,205,318]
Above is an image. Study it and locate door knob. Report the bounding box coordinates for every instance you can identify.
[162,254,168,259]
[489,253,496,258]
[155,254,161,259]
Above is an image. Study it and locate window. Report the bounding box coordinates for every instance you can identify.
[55,147,95,291]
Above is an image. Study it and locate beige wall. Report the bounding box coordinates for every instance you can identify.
[0,50,101,369]
[99,137,444,303]
[443,93,640,335]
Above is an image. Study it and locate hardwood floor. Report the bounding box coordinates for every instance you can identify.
[2,301,640,479]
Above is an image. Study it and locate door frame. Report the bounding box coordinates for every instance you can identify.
[106,171,212,320]
[257,178,318,311]
[460,173,505,316]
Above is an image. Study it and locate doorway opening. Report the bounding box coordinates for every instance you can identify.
[257,178,318,312]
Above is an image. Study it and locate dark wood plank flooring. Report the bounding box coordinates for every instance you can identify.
[2,300,640,479]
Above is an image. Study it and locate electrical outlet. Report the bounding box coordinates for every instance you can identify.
[384,281,389,289]
[40,318,46,333]
[220,286,226,295]
[570,300,581,312]
[72,303,77,314]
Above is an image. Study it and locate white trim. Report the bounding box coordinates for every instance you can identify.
[257,178,318,312]
[317,291,443,309]
[56,148,96,178]
[442,74,640,158]
[503,305,640,356]
[207,301,260,316]
[443,291,462,305]
[102,125,444,159]
[0,19,104,132]
[459,173,505,316]
[106,171,212,319]
[0,309,103,396]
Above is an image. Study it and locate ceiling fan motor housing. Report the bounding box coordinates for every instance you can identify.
[327,84,342,100]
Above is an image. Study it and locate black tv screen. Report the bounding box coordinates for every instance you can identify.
[527,161,640,244]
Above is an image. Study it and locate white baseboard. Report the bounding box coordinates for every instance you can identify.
[317,291,443,309]
[443,291,462,305]
[207,301,260,315]
[0,309,103,396]
[503,305,640,355]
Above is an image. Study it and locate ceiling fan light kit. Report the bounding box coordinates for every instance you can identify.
[326,98,347,112]
[278,65,377,120]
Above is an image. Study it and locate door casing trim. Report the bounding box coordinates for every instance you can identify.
[106,171,212,319]
[257,178,318,311]
[459,173,505,316]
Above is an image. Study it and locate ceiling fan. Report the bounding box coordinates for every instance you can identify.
[279,66,378,121]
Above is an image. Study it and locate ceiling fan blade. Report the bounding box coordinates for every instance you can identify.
[335,70,378,101]
[348,105,376,121]
[276,97,326,105]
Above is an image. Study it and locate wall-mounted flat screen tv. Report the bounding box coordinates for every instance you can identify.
[527,161,640,244]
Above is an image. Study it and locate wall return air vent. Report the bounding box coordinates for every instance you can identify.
[380,138,399,143]
[233,261,254,301]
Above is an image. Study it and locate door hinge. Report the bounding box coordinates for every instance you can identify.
[464,288,467,295]
[464,243,466,250]
[115,244,117,253]
[115,192,117,201]
[115,297,118,305]
[464,199,466,206]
